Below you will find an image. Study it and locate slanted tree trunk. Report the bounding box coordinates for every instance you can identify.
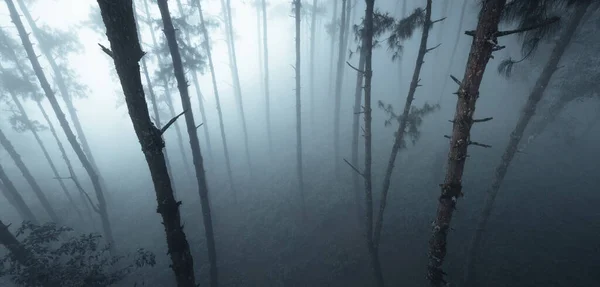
[142,0,194,182]
[374,0,434,250]
[463,3,591,286]
[333,0,348,177]
[0,128,59,223]
[221,0,252,169]
[439,0,468,102]
[427,0,507,285]
[6,0,115,249]
[194,0,236,201]
[96,0,196,285]
[0,168,37,223]
[327,0,339,98]
[351,37,366,224]
[309,0,318,128]
[0,220,45,274]
[15,0,108,199]
[293,0,306,219]
[261,0,272,150]
[155,1,219,286]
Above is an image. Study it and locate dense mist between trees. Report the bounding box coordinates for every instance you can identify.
[0,0,598,286]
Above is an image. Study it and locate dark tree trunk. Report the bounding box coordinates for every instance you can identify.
[0,167,37,223]
[333,0,348,177]
[6,0,115,249]
[351,42,366,225]
[309,0,317,129]
[361,0,383,285]
[427,0,507,285]
[294,0,306,220]
[0,128,59,223]
[374,0,433,249]
[96,0,196,285]
[463,3,590,286]
[194,0,236,201]
[155,1,219,286]
[222,0,252,170]
[0,220,44,272]
[15,0,108,199]
[142,0,194,182]
[328,0,339,99]
[439,0,468,102]
[261,0,272,150]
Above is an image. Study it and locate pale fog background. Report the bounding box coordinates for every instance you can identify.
[0,0,599,286]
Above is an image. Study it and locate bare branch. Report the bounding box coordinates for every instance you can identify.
[450,75,462,86]
[492,45,506,52]
[472,117,493,123]
[465,30,475,37]
[195,123,204,129]
[468,140,492,148]
[347,61,364,74]
[98,43,113,58]
[160,109,187,135]
[496,16,560,37]
[343,158,364,178]
[425,43,442,54]
[431,17,446,25]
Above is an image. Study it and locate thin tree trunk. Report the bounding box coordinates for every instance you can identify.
[427,0,507,285]
[15,0,108,199]
[142,0,194,182]
[361,0,383,285]
[328,0,339,99]
[96,0,196,285]
[156,1,219,286]
[222,0,252,170]
[310,0,317,130]
[333,0,349,178]
[396,0,407,90]
[0,128,60,223]
[438,0,468,102]
[374,0,433,249]
[6,0,115,249]
[0,167,37,223]
[463,3,590,286]
[260,0,272,151]
[194,0,236,201]
[294,0,306,220]
[256,1,264,98]
[351,41,366,225]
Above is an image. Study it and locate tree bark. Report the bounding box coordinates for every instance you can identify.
[294,0,306,220]
[194,0,236,201]
[155,1,219,286]
[439,0,468,102]
[261,0,272,151]
[333,0,348,178]
[5,0,115,249]
[351,40,366,225]
[96,0,196,285]
[374,0,433,249]
[427,0,507,285]
[463,3,590,286]
[0,167,37,223]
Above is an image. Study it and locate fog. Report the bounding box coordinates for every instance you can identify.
[0,0,598,286]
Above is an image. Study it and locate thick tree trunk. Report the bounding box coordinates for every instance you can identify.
[0,128,59,223]
[222,0,252,170]
[294,0,306,219]
[194,0,236,201]
[0,220,46,277]
[261,0,272,150]
[0,167,37,223]
[156,1,219,286]
[427,0,507,285]
[374,0,433,249]
[15,0,108,199]
[333,0,348,177]
[6,0,115,249]
[96,0,196,285]
[439,0,468,102]
[310,0,317,129]
[328,0,339,99]
[142,0,194,182]
[463,3,590,286]
[351,42,366,224]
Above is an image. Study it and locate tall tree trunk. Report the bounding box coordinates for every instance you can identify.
[194,0,236,201]
[310,0,318,129]
[328,0,339,99]
[15,0,108,200]
[396,0,407,90]
[438,0,468,102]
[361,0,383,285]
[156,1,219,286]
[351,39,366,225]
[427,0,507,285]
[175,0,213,159]
[5,0,115,249]
[294,0,306,219]
[374,0,433,249]
[463,3,590,286]
[0,128,60,223]
[222,0,252,170]
[333,0,349,177]
[142,0,194,182]
[260,0,272,150]
[0,167,37,223]
[96,0,196,285]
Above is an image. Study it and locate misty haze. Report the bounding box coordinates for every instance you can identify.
[0,0,598,286]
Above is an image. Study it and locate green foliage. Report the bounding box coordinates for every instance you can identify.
[387,7,427,61]
[36,24,83,57]
[0,222,155,287]
[350,10,395,55]
[9,114,47,133]
[378,101,440,147]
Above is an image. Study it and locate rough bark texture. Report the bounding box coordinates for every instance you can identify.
[194,0,236,200]
[0,127,59,223]
[6,0,115,249]
[294,0,306,219]
[374,0,433,249]
[0,165,37,223]
[156,1,219,286]
[351,40,366,224]
[333,0,348,177]
[261,0,272,150]
[427,0,507,285]
[439,0,468,102]
[463,3,590,286]
[96,0,196,285]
